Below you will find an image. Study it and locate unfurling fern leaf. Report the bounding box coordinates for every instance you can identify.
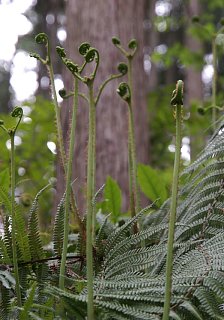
[3,216,12,261]
[53,194,65,256]
[0,186,30,264]
[28,185,50,260]
[46,128,224,319]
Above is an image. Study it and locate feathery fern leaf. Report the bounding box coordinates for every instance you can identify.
[53,194,65,256]
[28,185,50,260]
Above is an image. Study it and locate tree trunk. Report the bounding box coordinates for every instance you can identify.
[184,0,203,160]
[57,0,149,213]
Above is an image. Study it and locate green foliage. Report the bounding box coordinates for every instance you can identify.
[137,164,168,207]
[46,125,224,319]
[0,169,10,191]
[0,98,56,228]
[97,176,122,223]
[1,26,224,320]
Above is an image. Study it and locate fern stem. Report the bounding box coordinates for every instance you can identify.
[59,78,79,290]
[163,103,182,320]
[86,81,95,320]
[48,63,66,171]
[10,132,22,307]
[212,37,217,132]
[127,57,140,228]
[48,63,82,231]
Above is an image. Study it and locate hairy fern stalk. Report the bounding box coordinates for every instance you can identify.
[1,38,224,319]
[46,120,224,320]
[1,91,224,320]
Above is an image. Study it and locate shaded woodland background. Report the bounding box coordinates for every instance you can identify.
[0,0,223,228]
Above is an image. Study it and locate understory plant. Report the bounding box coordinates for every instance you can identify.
[0,31,224,320]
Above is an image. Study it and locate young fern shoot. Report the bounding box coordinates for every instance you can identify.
[162,80,184,320]
[30,33,66,170]
[0,107,24,308]
[113,38,140,223]
[57,41,127,319]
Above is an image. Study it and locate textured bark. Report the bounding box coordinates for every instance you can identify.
[185,0,203,105]
[57,0,149,213]
[184,0,203,160]
[34,0,65,96]
[148,0,158,91]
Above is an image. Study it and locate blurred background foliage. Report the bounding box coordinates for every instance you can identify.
[1,0,224,227]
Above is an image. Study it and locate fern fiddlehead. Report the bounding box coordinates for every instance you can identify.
[59,77,79,291]
[30,33,66,171]
[163,80,184,320]
[113,38,140,229]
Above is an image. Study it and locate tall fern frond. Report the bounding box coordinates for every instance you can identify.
[0,270,15,320]
[35,263,49,304]
[0,282,10,320]
[0,237,11,264]
[0,186,30,264]
[53,194,65,256]
[28,185,50,260]
[3,216,12,261]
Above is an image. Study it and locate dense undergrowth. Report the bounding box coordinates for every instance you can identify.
[0,32,224,320]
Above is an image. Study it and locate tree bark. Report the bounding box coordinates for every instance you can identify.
[57,0,149,213]
[185,0,203,105]
[184,0,203,160]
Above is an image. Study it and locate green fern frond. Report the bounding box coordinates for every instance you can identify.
[3,216,12,261]
[19,282,37,320]
[0,187,30,262]
[28,185,50,260]
[0,237,11,264]
[53,194,65,256]
[35,263,49,304]
[19,266,29,302]
[104,205,153,258]
[0,187,12,214]
[0,282,10,320]
[194,286,223,319]
[15,208,31,262]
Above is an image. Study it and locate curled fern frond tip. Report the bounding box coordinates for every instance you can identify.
[29,52,41,61]
[112,36,121,46]
[11,107,23,118]
[128,39,137,49]
[85,48,98,63]
[117,62,128,75]
[59,88,67,99]
[35,32,48,45]
[171,80,184,106]
[49,177,57,187]
[197,107,206,115]
[117,82,131,103]
[64,58,79,74]
[56,46,66,58]
[192,16,200,23]
[20,193,32,207]
[79,42,91,56]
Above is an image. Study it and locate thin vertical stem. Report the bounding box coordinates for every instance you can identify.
[91,98,96,245]
[127,57,140,224]
[48,63,82,231]
[48,63,67,171]
[59,78,79,290]
[10,133,22,307]
[86,81,95,320]
[162,104,182,320]
[212,37,217,132]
